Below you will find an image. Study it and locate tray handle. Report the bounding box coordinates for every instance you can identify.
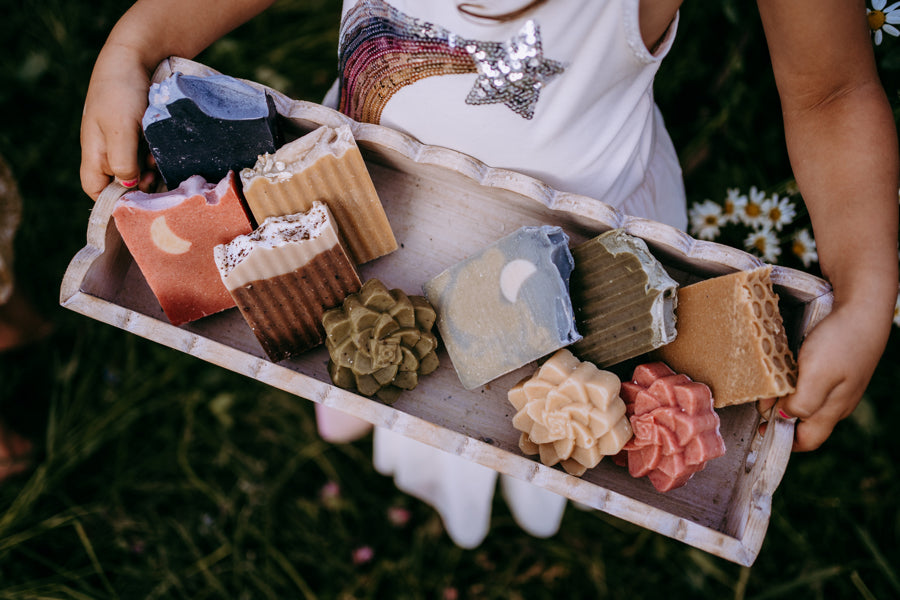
[60,182,130,305]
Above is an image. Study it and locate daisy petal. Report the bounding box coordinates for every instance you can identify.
[884,23,900,36]
[874,0,886,11]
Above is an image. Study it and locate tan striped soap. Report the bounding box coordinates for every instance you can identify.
[240,124,397,264]
[653,266,797,408]
[569,229,678,367]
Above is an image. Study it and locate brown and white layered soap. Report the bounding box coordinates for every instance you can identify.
[113,172,253,326]
[240,124,397,264]
[214,201,361,362]
[570,229,678,367]
[653,266,797,407]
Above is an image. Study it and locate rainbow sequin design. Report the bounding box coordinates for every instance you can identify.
[338,0,566,123]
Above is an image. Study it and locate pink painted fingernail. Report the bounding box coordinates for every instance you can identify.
[120,178,138,188]
[778,409,791,419]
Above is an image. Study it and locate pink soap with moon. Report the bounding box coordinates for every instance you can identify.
[615,362,726,493]
[112,171,253,325]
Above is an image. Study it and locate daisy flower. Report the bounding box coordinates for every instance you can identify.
[689,199,724,240]
[737,186,769,229]
[744,227,782,263]
[761,193,797,232]
[791,228,818,267]
[868,0,900,45]
[722,188,746,224]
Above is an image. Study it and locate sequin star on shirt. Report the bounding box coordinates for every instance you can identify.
[463,20,566,119]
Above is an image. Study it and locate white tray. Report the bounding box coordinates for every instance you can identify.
[60,57,833,566]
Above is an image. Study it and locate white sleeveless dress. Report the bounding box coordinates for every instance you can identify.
[317,0,687,548]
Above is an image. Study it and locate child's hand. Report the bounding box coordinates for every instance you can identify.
[80,43,152,200]
[760,294,893,451]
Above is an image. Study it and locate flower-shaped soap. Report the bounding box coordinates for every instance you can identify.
[617,362,726,492]
[322,278,440,404]
[508,349,632,477]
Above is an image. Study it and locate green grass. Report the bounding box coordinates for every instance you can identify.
[1,1,899,598]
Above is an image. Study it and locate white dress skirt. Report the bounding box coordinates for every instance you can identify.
[316,0,687,547]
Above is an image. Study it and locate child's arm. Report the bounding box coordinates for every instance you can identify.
[80,0,277,200]
[756,0,899,450]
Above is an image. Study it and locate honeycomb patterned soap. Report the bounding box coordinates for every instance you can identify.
[653,266,797,407]
[240,124,397,264]
[617,362,726,493]
[423,226,581,390]
[508,349,632,477]
[570,229,678,367]
[113,172,252,326]
[214,202,361,361]
[322,279,440,404]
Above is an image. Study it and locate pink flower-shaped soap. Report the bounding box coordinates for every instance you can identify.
[508,349,632,476]
[618,362,726,492]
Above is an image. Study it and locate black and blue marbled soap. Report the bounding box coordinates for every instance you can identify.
[143,72,281,188]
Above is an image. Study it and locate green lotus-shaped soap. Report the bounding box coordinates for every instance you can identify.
[322,279,440,403]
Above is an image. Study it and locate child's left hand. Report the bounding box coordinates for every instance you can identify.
[760,292,894,451]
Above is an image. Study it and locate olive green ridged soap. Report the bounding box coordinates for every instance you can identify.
[570,229,678,367]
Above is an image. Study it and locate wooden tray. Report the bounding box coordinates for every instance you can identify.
[61,57,833,566]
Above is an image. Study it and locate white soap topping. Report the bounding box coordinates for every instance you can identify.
[116,173,233,211]
[214,201,333,280]
[240,124,355,188]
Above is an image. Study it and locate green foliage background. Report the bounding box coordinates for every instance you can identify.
[0,1,898,598]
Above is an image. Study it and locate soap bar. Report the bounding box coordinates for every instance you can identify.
[423,226,581,390]
[322,279,440,404]
[570,229,678,367]
[113,172,252,325]
[617,362,726,493]
[143,72,281,188]
[509,349,632,477]
[653,266,797,407]
[240,124,397,264]
[215,202,361,362]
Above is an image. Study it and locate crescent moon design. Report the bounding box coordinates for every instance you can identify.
[500,259,537,303]
[150,216,192,254]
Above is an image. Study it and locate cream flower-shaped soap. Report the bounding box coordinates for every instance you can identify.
[508,349,632,476]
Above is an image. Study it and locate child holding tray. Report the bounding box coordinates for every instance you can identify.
[79,0,899,547]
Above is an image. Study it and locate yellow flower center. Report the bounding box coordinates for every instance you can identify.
[769,207,782,222]
[869,10,887,30]
[792,240,806,256]
[723,200,734,216]
[704,215,718,226]
[753,237,767,253]
[746,203,762,218]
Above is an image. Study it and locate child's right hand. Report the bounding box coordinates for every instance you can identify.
[80,43,152,200]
